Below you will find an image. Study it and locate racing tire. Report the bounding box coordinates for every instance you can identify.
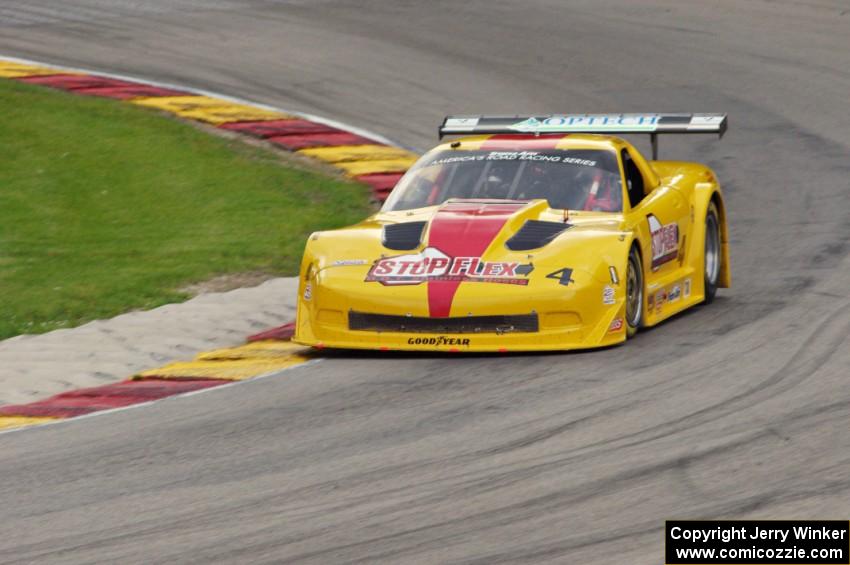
[703,201,721,304]
[625,245,644,338]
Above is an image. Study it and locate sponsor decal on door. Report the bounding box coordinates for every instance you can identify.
[647,214,679,270]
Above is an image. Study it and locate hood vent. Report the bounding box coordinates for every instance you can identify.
[505,220,571,251]
[382,221,426,250]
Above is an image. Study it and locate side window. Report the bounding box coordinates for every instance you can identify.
[621,149,645,208]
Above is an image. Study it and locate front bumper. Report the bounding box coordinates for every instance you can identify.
[292,323,625,352]
[293,262,628,352]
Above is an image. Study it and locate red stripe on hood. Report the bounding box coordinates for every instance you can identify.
[426,201,525,317]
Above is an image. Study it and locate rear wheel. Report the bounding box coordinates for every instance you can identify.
[625,245,644,338]
[703,201,721,304]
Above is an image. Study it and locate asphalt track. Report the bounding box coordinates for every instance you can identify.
[2,1,850,563]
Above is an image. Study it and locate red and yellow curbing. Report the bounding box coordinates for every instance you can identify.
[0,56,419,201]
[132,95,292,125]
[0,328,310,432]
[0,60,82,78]
[136,342,311,381]
[0,416,58,431]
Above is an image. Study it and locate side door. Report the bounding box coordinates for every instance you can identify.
[621,148,690,316]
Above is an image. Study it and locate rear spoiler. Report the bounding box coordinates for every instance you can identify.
[438,114,727,159]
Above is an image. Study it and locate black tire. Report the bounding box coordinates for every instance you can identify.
[703,201,721,304]
[625,245,644,338]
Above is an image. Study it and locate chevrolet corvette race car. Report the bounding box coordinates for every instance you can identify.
[293,114,731,352]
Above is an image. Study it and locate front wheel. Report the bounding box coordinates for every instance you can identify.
[625,245,644,338]
[703,201,721,304]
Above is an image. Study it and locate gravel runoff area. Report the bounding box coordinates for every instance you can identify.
[0,277,297,406]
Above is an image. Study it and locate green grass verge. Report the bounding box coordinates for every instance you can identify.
[0,78,372,339]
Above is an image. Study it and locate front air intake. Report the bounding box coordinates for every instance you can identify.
[505,220,570,251]
[349,312,539,334]
[382,221,426,250]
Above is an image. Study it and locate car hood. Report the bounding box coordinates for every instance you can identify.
[306,199,628,276]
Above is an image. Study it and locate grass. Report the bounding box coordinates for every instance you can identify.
[0,78,372,339]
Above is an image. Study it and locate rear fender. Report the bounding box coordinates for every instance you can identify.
[692,179,731,289]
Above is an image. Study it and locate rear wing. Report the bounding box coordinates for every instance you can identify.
[438,114,727,159]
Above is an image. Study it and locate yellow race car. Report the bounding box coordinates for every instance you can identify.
[293,114,730,352]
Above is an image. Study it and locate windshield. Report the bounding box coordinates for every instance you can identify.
[382,148,622,212]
